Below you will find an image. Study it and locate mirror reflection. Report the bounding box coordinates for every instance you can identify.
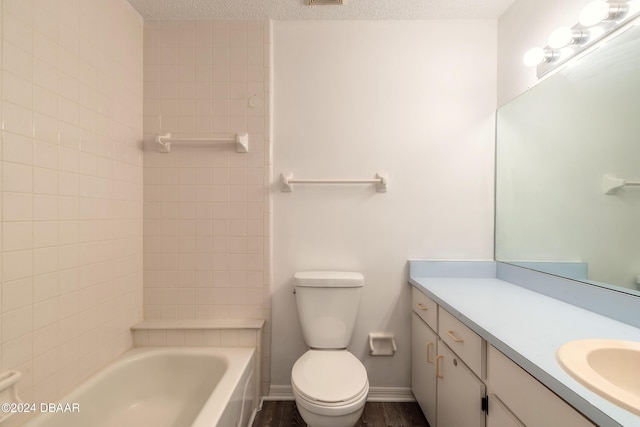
[495,22,640,294]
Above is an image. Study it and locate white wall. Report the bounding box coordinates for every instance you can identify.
[0,0,143,422]
[272,20,496,390]
[497,0,591,105]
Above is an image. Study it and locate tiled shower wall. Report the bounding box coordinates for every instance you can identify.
[0,0,143,418]
[142,20,272,392]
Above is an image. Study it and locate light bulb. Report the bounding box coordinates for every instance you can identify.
[628,0,640,15]
[548,27,574,48]
[579,1,627,26]
[579,1,610,26]
[523,47,554,67]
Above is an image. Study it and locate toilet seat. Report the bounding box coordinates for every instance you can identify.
[291,350,369,405]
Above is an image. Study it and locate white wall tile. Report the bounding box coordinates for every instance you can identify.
[2,305,33,342]
[33,194,58,221]
[33,140,58,170]
[3,103,34,137]
[34,167,58,195]
[3,334,33,369]
[3,72,33,109]
[3,222,33,252]
[3,162,33,193]
[3,132,32,165]
[33,324,58,357]
[4,0,33,25]
[2,278,33,312]
[3,41,34,82]
[142,19,270,391]
[0,0,144,405]
[33,298,58,330]
[33,31,57,67]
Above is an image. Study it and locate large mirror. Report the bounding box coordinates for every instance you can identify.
[495,21,640,296]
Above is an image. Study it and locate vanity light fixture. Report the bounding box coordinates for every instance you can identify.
[524,0,640,77]
[523,47,558,66]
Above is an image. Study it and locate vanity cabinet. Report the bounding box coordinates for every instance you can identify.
[411,286,596,427]
[411,288,487,427]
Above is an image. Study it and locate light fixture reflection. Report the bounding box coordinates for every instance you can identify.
[548,27,588,48]
[579,0,628,26]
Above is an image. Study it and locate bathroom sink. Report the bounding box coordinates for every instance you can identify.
[556,339,640,415]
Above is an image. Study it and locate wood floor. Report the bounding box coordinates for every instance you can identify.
[252,401,430,427]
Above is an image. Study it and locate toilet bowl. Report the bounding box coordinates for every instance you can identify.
[291,350,369,427]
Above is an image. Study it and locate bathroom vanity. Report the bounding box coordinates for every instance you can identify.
[409,261,640,427]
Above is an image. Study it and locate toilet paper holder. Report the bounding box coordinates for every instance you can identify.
[368,333,397,356]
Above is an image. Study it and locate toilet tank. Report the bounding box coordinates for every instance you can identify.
[294,271,364,349]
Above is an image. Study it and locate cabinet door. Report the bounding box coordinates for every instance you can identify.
[487,346,595,427]
[486,394,524,427]
[437,342,486,427]
[412,313,437,427]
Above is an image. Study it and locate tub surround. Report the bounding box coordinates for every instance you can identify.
[142,18,273,397]
[131,318,265,417]
[0,0,144,411]
[130,319,264,348]
[409,260,640,427]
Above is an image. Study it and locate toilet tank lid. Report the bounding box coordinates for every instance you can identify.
[294,271,364,287]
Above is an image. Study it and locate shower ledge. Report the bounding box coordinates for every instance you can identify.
[132,319,265,331]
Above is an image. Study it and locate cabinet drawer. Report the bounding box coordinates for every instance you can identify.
[487,345,595,427]
[439,307,486,378]
[412,287,437,331]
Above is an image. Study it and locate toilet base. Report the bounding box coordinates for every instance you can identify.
[292,380,368,427]
[295,400,365,427]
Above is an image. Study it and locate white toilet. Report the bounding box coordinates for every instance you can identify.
[291,271,369,427]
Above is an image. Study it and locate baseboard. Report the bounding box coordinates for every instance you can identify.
[367,387,415,402]
[266,385,415,402]
[265,385,296,400]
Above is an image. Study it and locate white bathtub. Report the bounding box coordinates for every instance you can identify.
[22,347,255,427]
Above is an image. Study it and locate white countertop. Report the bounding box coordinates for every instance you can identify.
[409,275,640,427]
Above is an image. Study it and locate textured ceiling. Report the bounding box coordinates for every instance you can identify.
[125,0,515,20]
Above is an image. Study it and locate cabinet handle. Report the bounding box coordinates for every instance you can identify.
[435,355,444,379]
[416,303,429,311]
[447,330,464,343]
[426,342,434,363]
